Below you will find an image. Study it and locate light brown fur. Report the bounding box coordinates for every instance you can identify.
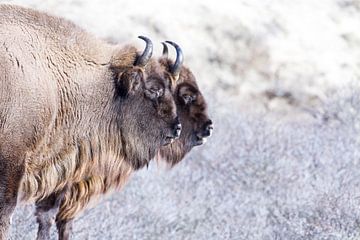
[0,4,164,202]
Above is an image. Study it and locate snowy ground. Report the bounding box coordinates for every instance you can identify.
[1,0,360,239]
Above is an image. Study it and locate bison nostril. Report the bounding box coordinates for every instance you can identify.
[203,120,213,135]
[199,120,213,138]
[174,123,182,139]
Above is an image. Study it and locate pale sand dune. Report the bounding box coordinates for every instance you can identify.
[1,0,360,239]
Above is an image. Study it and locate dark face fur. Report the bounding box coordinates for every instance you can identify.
[158,65,213,166]
[114,64,181,169]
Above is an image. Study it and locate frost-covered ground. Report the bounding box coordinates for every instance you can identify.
[1,0,360,239]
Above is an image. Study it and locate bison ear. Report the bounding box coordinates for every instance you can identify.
[116,69,143,97]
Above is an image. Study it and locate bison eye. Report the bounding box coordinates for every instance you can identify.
[146,88,164,100]
[152,88,164,98]
[181,94,196,105]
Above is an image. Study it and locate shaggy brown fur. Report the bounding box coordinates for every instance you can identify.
[0,4,182,240]
[32,59,213,240]
[158,59,213,166]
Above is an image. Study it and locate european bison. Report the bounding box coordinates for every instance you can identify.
[159,42,213,165]
[33,43,213,240]
[0,4,212,240]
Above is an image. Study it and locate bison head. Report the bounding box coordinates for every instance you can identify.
[111,36,182,169]
[157,42,213,166]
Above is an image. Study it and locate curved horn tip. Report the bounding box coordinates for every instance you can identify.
[164,41,184,77]
[138,35,149,41]
[135,36,153,67]
[161,42,169,58]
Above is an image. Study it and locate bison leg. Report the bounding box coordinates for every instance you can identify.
[54,177,103,240]
[35,188,73,240]
[35,191,66,240]
[54,184,79,240]
[55,218,73,240]
[0,159,24,240]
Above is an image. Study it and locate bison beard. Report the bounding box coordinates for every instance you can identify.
[0,4,212,240]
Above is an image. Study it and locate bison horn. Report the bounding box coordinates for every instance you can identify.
[135,36,153,67]
[165,41,183,79]
[161,42,168,58]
